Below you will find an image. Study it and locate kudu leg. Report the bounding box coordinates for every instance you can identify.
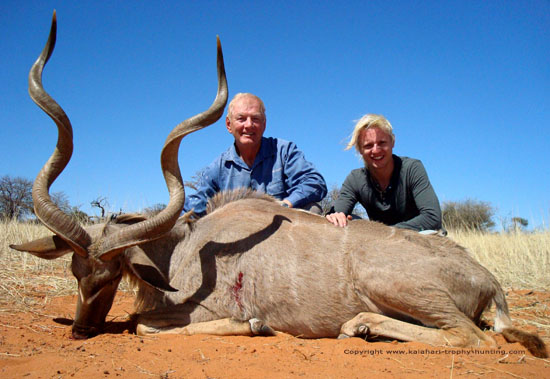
[137,317,275,336]
[136,303,275,336]
[339,312,496,348]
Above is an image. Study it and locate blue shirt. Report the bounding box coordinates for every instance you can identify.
[184,137,327,215]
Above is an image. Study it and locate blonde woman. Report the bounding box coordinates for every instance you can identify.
[326,114,443,232]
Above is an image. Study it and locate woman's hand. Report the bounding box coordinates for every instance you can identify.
[325,212,352,227]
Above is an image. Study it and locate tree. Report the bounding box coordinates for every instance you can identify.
[91,196,109,219]
[442,199,495,231]
[1,175,76,221]
[51,191,71,214]
[319,185,366,218]
[504,216,529,233]
[1,175,84,223]
[68,206,90,223]
[319,186,341,215]
[0,175,33,220]
[142,203,166,216]
[511,217,528,230]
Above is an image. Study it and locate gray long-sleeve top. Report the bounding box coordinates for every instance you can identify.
[331,155,442,231]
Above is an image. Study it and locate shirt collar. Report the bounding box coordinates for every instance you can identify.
[225,137,272,169]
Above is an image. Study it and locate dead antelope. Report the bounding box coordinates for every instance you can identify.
[11,12,547,359]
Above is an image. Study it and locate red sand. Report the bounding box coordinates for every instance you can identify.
[1,290,548,378]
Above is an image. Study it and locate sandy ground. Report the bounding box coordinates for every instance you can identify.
[1,290,548,378]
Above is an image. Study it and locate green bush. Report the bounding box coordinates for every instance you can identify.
[442,199,495,231]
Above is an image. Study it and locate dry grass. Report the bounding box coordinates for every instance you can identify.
[1,220,548,314]
[0,220,134,313]
[448,228,550,290]
[0,220,72,311]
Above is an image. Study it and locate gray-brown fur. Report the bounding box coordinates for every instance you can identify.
[206,188,276,214]
[133,194,545,356]
[16,191,547,357]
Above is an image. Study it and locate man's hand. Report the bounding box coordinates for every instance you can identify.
[281,199,293,208]
[325,212,352,227]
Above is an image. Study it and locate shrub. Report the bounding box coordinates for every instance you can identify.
[442,199,495,231]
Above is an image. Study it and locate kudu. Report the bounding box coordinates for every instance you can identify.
[11,13,547,358]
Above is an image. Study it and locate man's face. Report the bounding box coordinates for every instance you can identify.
[226,96,266,151]
[359,127,394,171]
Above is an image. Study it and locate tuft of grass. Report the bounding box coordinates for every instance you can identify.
[448,228,550,290]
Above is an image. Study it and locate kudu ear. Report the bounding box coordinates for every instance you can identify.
[126,248,178,292]
[10,235,73,260]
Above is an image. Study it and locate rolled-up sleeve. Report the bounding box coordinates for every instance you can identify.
[282,142,327,208]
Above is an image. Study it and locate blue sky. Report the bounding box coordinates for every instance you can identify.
[1,1,549,229]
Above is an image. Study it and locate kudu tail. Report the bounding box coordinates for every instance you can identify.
[493,287,548,358]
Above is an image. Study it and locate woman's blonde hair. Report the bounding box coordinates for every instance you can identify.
[345,114,395,152]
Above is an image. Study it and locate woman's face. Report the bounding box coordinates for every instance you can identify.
[359,127,395,171]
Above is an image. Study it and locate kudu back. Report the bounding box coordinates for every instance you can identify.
[11,13,547,358]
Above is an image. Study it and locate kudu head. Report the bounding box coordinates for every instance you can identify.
[10,11,228,339]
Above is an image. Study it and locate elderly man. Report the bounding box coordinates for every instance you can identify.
[184,93,327,216]
[326,114,443,232]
